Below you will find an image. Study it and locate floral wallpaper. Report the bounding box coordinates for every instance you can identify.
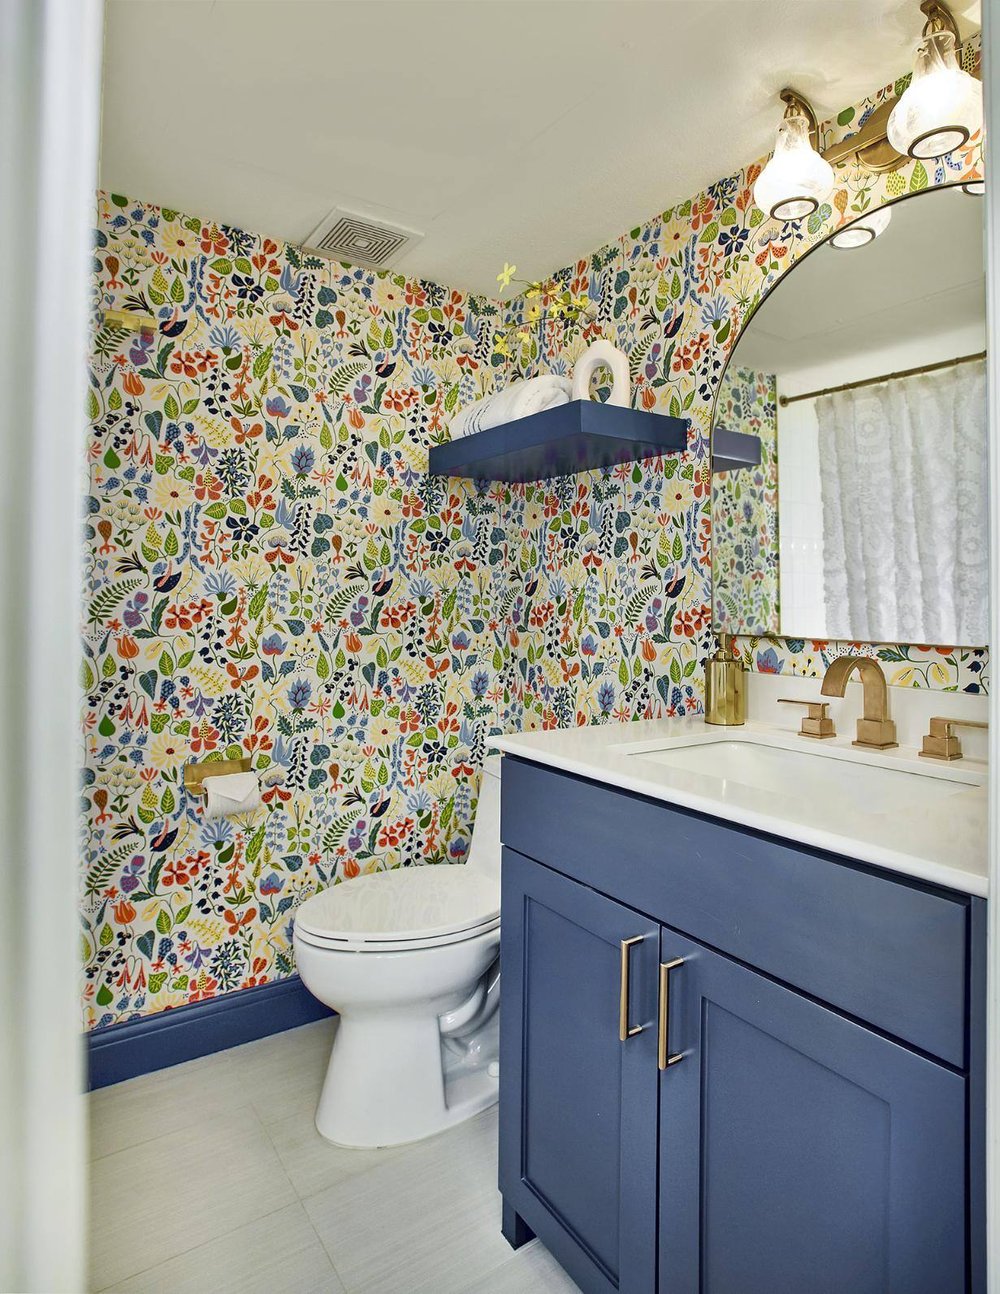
[711,367,778,633]
[737,635,988,693]
[83,192,709,1030]
[499,39,987,718]
[84,44,987,1031]
[83,193,515,1028]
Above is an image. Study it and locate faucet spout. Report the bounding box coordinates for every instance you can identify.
[820,656,897,750]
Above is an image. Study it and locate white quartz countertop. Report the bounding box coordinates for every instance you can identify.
[493,716,989,897]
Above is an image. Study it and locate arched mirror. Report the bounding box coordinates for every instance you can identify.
[710,184,987,647]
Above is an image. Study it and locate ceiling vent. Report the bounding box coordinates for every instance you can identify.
[303,207,423,270]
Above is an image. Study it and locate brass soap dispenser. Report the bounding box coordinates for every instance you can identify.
[705,633,746,726]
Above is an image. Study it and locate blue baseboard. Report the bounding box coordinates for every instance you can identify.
[87,974,334,1089]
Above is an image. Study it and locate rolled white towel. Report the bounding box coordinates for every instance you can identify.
[449,375,572,439]
[571,339,630,408]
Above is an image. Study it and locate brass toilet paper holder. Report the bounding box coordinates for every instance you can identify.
[183,756,253,799]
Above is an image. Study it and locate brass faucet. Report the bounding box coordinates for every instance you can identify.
[820,656,897,750]
[777,697,836,739]
[919,716,987,761]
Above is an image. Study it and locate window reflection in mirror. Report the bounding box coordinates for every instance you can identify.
[711,184,987,648]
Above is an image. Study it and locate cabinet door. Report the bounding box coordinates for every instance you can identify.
[658,930,967,1294]
[499,847,659,1294]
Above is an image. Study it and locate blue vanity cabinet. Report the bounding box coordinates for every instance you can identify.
[498,847,660,1294]
[498,757,984,1294]
[657,929,967,1294]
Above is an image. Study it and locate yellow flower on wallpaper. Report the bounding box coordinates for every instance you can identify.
[151,473,190,513]
[368,717,399,748]
[375,276,406,310]
[150,730,187,771]
[159,221,199,262]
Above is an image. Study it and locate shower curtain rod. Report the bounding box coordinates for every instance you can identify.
[777,349,987,407]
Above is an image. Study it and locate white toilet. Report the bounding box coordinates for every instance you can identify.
[294,754,502,1148]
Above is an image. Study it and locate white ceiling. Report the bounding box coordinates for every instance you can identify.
[100,0,982,296]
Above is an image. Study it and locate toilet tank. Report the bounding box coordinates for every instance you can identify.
[465,754,502,881]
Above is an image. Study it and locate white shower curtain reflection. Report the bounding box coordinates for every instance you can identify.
[817,360,988,645]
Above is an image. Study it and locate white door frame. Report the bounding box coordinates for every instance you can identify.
[985,0,999,1288]
[0,1,102,1289]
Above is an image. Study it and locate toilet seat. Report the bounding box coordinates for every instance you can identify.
[294,866,500,953]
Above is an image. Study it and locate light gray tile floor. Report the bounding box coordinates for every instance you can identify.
[88,1020,579,1293]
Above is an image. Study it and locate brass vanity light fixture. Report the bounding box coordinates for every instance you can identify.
[887,0,982,160]
[820,98,908,176]
[962,179,985,195]
[754,89,835,221]
[778,3,982,189]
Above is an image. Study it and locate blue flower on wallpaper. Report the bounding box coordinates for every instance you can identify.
[288,679,312,710]
[290,445,316,475]
[756,647,781,674]
[266,394,292,419]
[597,682,616,714]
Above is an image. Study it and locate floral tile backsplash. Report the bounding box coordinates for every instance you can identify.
[83,44,986,1029]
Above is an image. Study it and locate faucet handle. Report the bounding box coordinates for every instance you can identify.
[778,697,836,740]
[919,716,988,762]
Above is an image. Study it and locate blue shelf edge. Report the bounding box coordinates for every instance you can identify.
[712,427,761,473]
[428,399,688,483]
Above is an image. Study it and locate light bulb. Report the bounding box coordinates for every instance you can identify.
[887,29,983,159]
[829,206,892,249]
[754,112,835,222]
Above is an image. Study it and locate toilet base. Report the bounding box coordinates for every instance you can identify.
[315,1008,499,1149]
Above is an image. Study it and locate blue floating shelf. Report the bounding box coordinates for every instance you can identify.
[712,427,761,473]
[428,399,688,484]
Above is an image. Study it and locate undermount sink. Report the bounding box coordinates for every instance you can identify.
[618,733,983,818]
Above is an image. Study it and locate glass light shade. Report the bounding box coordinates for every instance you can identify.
[962,179,985,195]
[886,29,983,159]
[829,205,892,249]
[753,113,835,221]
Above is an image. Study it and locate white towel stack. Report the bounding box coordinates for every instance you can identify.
[448,375,572,439]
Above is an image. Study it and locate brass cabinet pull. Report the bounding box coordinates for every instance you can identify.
[619,936,644,1041]
[658,958,684,1070]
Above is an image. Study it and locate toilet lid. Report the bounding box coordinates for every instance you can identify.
[294,866,500,948]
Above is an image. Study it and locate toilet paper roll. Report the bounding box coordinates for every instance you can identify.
[203,771,261,819]
[571,339,630,408]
